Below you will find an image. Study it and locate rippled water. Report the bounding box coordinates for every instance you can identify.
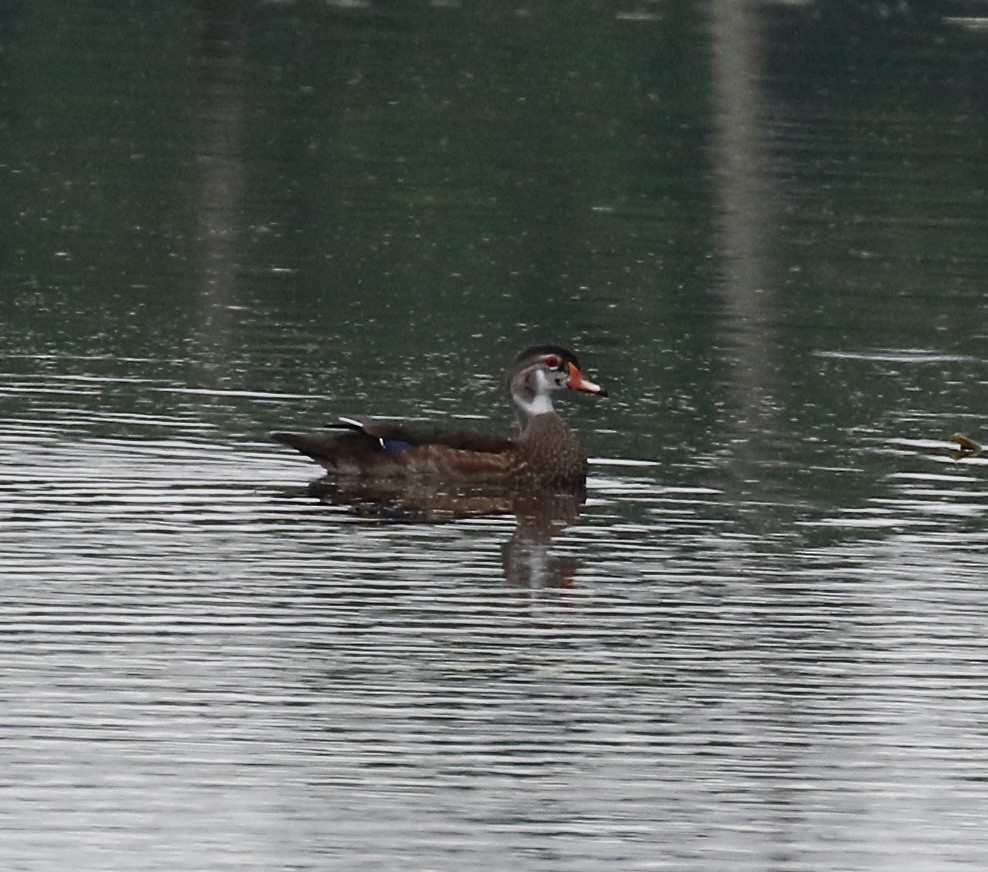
[2,360,986,869]
[3,1,988,869]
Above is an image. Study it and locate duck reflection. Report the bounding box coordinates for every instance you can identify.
[500,490,583,588]
[306,477,584,588]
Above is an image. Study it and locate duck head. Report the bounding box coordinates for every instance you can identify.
[508,344,608,418]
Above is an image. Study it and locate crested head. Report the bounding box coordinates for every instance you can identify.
[507,344,607,420]
[512,344,582,372]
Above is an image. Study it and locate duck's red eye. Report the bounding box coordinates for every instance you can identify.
[543,354,560,369]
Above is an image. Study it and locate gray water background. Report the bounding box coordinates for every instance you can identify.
[1,2,987,870]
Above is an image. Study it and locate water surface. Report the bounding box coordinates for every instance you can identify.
[1,2,987,870]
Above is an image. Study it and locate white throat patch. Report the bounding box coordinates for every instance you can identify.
[512,368,556,417]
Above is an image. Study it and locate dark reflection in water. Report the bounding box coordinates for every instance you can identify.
[195,0,246,302]
[708,0,783,535]
[306,476,584,587]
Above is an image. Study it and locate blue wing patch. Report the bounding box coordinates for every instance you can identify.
[378,437,414,457]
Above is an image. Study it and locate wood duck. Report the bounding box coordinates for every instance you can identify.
[271,344,608,491]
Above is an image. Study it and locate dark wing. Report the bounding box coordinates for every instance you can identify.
[271,416,517,474]
[334,416,516,456]
[270,427,388,472]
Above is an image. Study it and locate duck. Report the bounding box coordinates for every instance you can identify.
[271,344,608,491]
